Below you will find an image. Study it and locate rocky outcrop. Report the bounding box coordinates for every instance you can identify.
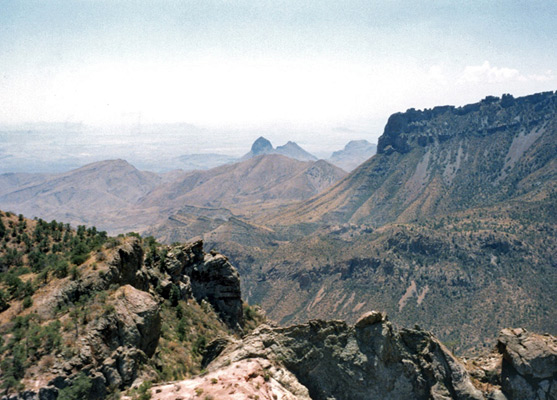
[1,237,245,400]
[35,237,148,319]
[251,136,274,156]
[31,285,162,398]
[164,241,243,329]
[148,358,311,400]
[104,239,149,290]
[150,314,557,400]
[92,285,161,359]
[497,328,557,400]
[197,311,485,400]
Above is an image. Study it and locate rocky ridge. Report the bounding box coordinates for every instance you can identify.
[216,90,557,353]
[148,311,557,400]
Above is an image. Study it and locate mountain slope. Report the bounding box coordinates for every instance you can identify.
[272,91,556,227]
[0,159,163,229]
[275,141,318,161]
[0,173,50,197]
[140,154,345,216]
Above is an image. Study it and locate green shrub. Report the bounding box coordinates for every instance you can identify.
[134,381,152,400]
[22,296,33,308]
[54,260,69,278]
[169,284,180,307]
[0,289,8,311]
[57,372,93,400]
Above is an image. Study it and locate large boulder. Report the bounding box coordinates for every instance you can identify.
[497,328,557,400]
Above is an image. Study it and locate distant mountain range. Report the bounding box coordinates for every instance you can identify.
[172,137,377,172]
[273,92,557,228]
[174,153,238,171]
[140,154,346,215]
[0,154,346,235]
[240,136,318,162]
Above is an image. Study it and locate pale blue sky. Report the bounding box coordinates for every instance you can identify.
[0,0,556,167]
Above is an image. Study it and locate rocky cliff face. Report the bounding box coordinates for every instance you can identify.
[148,312,557,400]
[207,311,484,400]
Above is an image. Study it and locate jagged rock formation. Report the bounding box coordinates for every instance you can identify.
[163,241,243,329]
[149,311,557,400]
[249,136,274,156]
[328,139,377,172]
[148,358,311,400]
[466,327,557,400]
[204,312,484,400]
[241,136,317,161]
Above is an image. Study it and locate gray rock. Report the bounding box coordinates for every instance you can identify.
[354,310,385,328]
[88,285,161,359]
[497,328,557,400]
[17,392,36,400]
[88,372,107,400]
[202,337,233,368]
[101,361,122,389]
[208,312,484,400]
[189,251,243,329]
[115,347,147,386]
[105,238,148,290]
[47,376,68,390]
[164,241,243,329]
[487,389,508,400]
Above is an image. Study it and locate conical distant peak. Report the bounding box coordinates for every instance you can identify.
[251,137,273,155]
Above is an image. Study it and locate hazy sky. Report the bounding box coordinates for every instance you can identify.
[1,0,556,166]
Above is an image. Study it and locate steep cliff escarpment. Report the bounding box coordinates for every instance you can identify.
[275,91,556,226]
